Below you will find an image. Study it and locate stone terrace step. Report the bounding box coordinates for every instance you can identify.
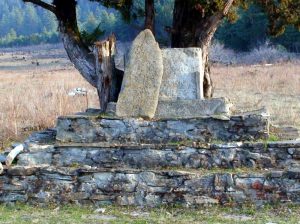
[1,165,299,206]
[17,141,300,170]
[55,111,269,144]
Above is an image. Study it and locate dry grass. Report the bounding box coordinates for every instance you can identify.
[212,62,300,128]
[0,45,299,148]
[0,46,98,148]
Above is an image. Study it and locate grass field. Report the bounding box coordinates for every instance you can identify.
[212,62,300,129]
[0,44,299,147]
[0,204,299,224]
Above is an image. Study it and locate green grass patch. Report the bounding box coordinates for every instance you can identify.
[0,203,299,224]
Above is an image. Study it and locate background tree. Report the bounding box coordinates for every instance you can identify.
[21,0,300,110]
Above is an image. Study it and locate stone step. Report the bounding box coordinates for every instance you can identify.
[55,111,269,144]
[1,165,299,207]
[17,141,300,170]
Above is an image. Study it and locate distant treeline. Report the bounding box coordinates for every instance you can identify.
[0,0,299,52]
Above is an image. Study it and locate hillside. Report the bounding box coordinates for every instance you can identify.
[0,0,299,52]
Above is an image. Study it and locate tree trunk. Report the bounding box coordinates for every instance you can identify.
[54,0,122,111]
[171,0,233,98]
[55,0,98,88]
[59,27,98,88]
[145,0,155,33]
[94,35,120,111]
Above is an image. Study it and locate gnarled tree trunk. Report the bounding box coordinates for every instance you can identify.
[54,0,97,87]
[55,0,119,112]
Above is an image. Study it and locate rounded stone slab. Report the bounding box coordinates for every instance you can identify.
[116,29,163,119]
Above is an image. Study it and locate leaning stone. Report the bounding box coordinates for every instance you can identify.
[155,98,232,119]
[160,48,204,100]
[116,29,163,119]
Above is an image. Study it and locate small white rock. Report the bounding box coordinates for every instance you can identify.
[94,208,106,214]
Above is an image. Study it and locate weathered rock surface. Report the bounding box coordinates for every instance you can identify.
[17,140,300,170]
[155,98,232,119]
[116,29,163,118]
[56,111,269,144]
[1,166,299,206]
[159,48,204,100]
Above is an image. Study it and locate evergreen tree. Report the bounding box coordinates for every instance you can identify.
[0,0,299,53]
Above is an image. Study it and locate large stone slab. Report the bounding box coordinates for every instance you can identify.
[159,48,204,100]
[116,30,163,118]
[155,98,232,119]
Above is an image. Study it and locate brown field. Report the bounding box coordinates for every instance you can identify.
[212,62,300,128]
[0,44,299,148]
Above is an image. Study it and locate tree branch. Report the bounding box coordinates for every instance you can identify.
[197,0,234,46]
[222,0,234,16]
[23,0,57,14]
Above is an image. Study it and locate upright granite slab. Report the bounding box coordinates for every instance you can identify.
[116,29,163,119]
[159,48,204,100]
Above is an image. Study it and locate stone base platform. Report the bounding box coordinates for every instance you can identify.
[18,141,300,170]
[0,113,299,207]
[1,165,299,206]
[56,110,269,144]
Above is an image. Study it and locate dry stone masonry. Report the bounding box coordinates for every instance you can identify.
[19,136,300,170]
[55,111,269,144]
[0,128,299,207]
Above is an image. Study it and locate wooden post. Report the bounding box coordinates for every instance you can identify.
[94,34,117,112]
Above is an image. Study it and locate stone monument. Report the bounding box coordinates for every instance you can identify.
[116,29,232,119]
[3,29,294,209]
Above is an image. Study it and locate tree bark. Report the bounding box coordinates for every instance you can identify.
[59,26,98,88]
[94,35,120,111]
[145,0,155,33]
[171,0,234,98]
[54,0,98,88]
